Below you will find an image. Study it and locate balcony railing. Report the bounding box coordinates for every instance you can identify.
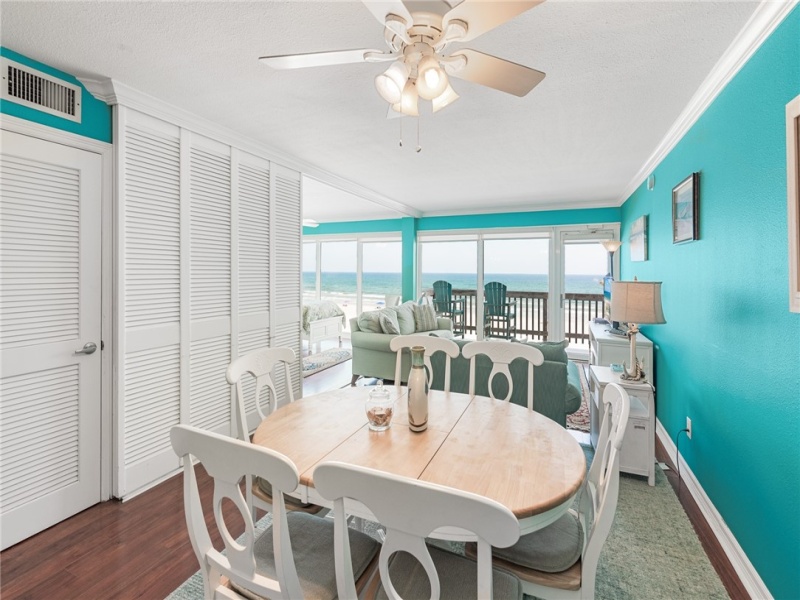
[434,288,603,343]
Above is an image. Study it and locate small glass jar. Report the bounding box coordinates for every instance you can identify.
[365,380,394,431]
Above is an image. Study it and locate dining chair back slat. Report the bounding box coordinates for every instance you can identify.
[462,341,544,411]
[389,334,460,391]
[315,461,520,600]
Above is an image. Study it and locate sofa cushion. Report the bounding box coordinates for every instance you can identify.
[379,309,401,334]
[392,301,416,335]
[526,339,569,363]
[413,302,438,332]
[357,310,384,333]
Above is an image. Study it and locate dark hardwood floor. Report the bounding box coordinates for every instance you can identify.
[1,356,747,599]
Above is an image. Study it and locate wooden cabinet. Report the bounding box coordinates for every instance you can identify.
[588,321,653,378]
[589,366,655,486]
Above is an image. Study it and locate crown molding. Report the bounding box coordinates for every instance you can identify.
[420,196,619,218]
[78,77,421,219]
[616,0,798,206]
[656,421,773,600]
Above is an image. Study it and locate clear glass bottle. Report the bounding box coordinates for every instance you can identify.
[366,380,394,431]
[407,346,428,432]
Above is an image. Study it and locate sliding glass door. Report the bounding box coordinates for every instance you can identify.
[419,238,478,336]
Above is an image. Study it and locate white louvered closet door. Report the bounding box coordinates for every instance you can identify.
[237,155,271,432]
[0,130,102,550]
[271,165,302,401]
[189,136,231,436]
[119,112,182,494]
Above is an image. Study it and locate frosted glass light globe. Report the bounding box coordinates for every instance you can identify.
[416,55,448,100]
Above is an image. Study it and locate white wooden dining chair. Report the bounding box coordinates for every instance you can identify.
[170,425,381,600]
[467,383,631,600]
[314,461,523,600]
[389,334,460,391]
[226,347,322,516]
[461,340,544,411]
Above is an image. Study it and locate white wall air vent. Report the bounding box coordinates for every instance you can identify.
[1,58,82,123]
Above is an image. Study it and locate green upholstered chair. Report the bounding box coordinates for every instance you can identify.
[432,280,465,337]
[484,281,517,339]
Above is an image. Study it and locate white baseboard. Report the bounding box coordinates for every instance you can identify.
[655,420,772,600]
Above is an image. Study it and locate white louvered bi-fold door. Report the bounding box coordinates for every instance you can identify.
[271,165,302,401]
[121,117,182,494]
[189,139,231,435]
[0,130,102,549]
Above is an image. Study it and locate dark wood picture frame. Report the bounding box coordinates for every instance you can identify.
[672,172,700,243]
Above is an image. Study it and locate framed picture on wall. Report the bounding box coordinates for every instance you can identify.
[787,94,800,313]
[672,172,700,243]
[629,215,648,261]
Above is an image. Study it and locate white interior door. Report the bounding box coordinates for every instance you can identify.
[0,130,102,549]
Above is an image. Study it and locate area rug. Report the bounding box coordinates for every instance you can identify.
[302,348,351,378]
[566,362,591,433]
[168,448,728,600]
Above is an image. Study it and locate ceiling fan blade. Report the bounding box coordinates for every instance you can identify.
[260,49,382,69]
[361,1,413,26]
[447,49,545,97]
[442,0,544,42]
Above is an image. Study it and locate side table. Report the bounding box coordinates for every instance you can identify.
[589,365,655,486]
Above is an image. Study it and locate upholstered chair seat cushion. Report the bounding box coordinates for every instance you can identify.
[493,511,583,573]
[372,545,522,600]
[243,512,380,600]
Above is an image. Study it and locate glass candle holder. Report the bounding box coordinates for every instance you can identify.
[365,380,394,431]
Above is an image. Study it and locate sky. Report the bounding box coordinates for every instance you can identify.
[304,238,609,276]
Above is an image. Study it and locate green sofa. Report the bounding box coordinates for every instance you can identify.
[428,339,583,427]
[349,315,454,385]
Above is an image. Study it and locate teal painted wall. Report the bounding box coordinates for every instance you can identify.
[304,207,622,300]
[0,47,112,143]
[619,9,800,598]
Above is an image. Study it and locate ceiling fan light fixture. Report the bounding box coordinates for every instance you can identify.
[375,61,409,104]
[393,79,419,117]
[432,83,459,113]
[416,55,448,100]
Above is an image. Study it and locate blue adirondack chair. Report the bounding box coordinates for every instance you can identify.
[484,281,517,339]
[432,280,465,338]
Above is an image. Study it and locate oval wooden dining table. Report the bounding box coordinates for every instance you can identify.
[252,385,586,540]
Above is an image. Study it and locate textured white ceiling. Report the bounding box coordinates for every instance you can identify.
[1,1,758,222]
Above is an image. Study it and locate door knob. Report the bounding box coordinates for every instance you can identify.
[75,342,97,355]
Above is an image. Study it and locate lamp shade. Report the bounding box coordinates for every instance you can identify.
[416,55,448,100]
[375,61,409,104]
[601,240,622,253]
[610,281,666,324]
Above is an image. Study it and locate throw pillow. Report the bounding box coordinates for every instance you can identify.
[526,339,569,363]
[392,301,416,335]
[357,310,383,334]
[413,302,438,332]
[378,309,400,334]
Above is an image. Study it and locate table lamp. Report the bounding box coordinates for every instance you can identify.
[610,280,665,381]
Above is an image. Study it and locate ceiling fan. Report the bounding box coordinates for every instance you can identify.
[260,0,546,117]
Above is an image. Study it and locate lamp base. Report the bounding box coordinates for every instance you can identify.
[621,359,645,382]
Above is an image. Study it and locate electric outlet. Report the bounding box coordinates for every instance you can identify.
[686,417,692,440]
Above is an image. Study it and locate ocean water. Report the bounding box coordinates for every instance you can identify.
[303,272,604,296]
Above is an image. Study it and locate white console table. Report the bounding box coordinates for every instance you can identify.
[588,321,653,378]
[589,365,655,486]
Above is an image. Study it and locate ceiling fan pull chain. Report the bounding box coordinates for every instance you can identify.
[399,117,403,148]
[416,117,422,153]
